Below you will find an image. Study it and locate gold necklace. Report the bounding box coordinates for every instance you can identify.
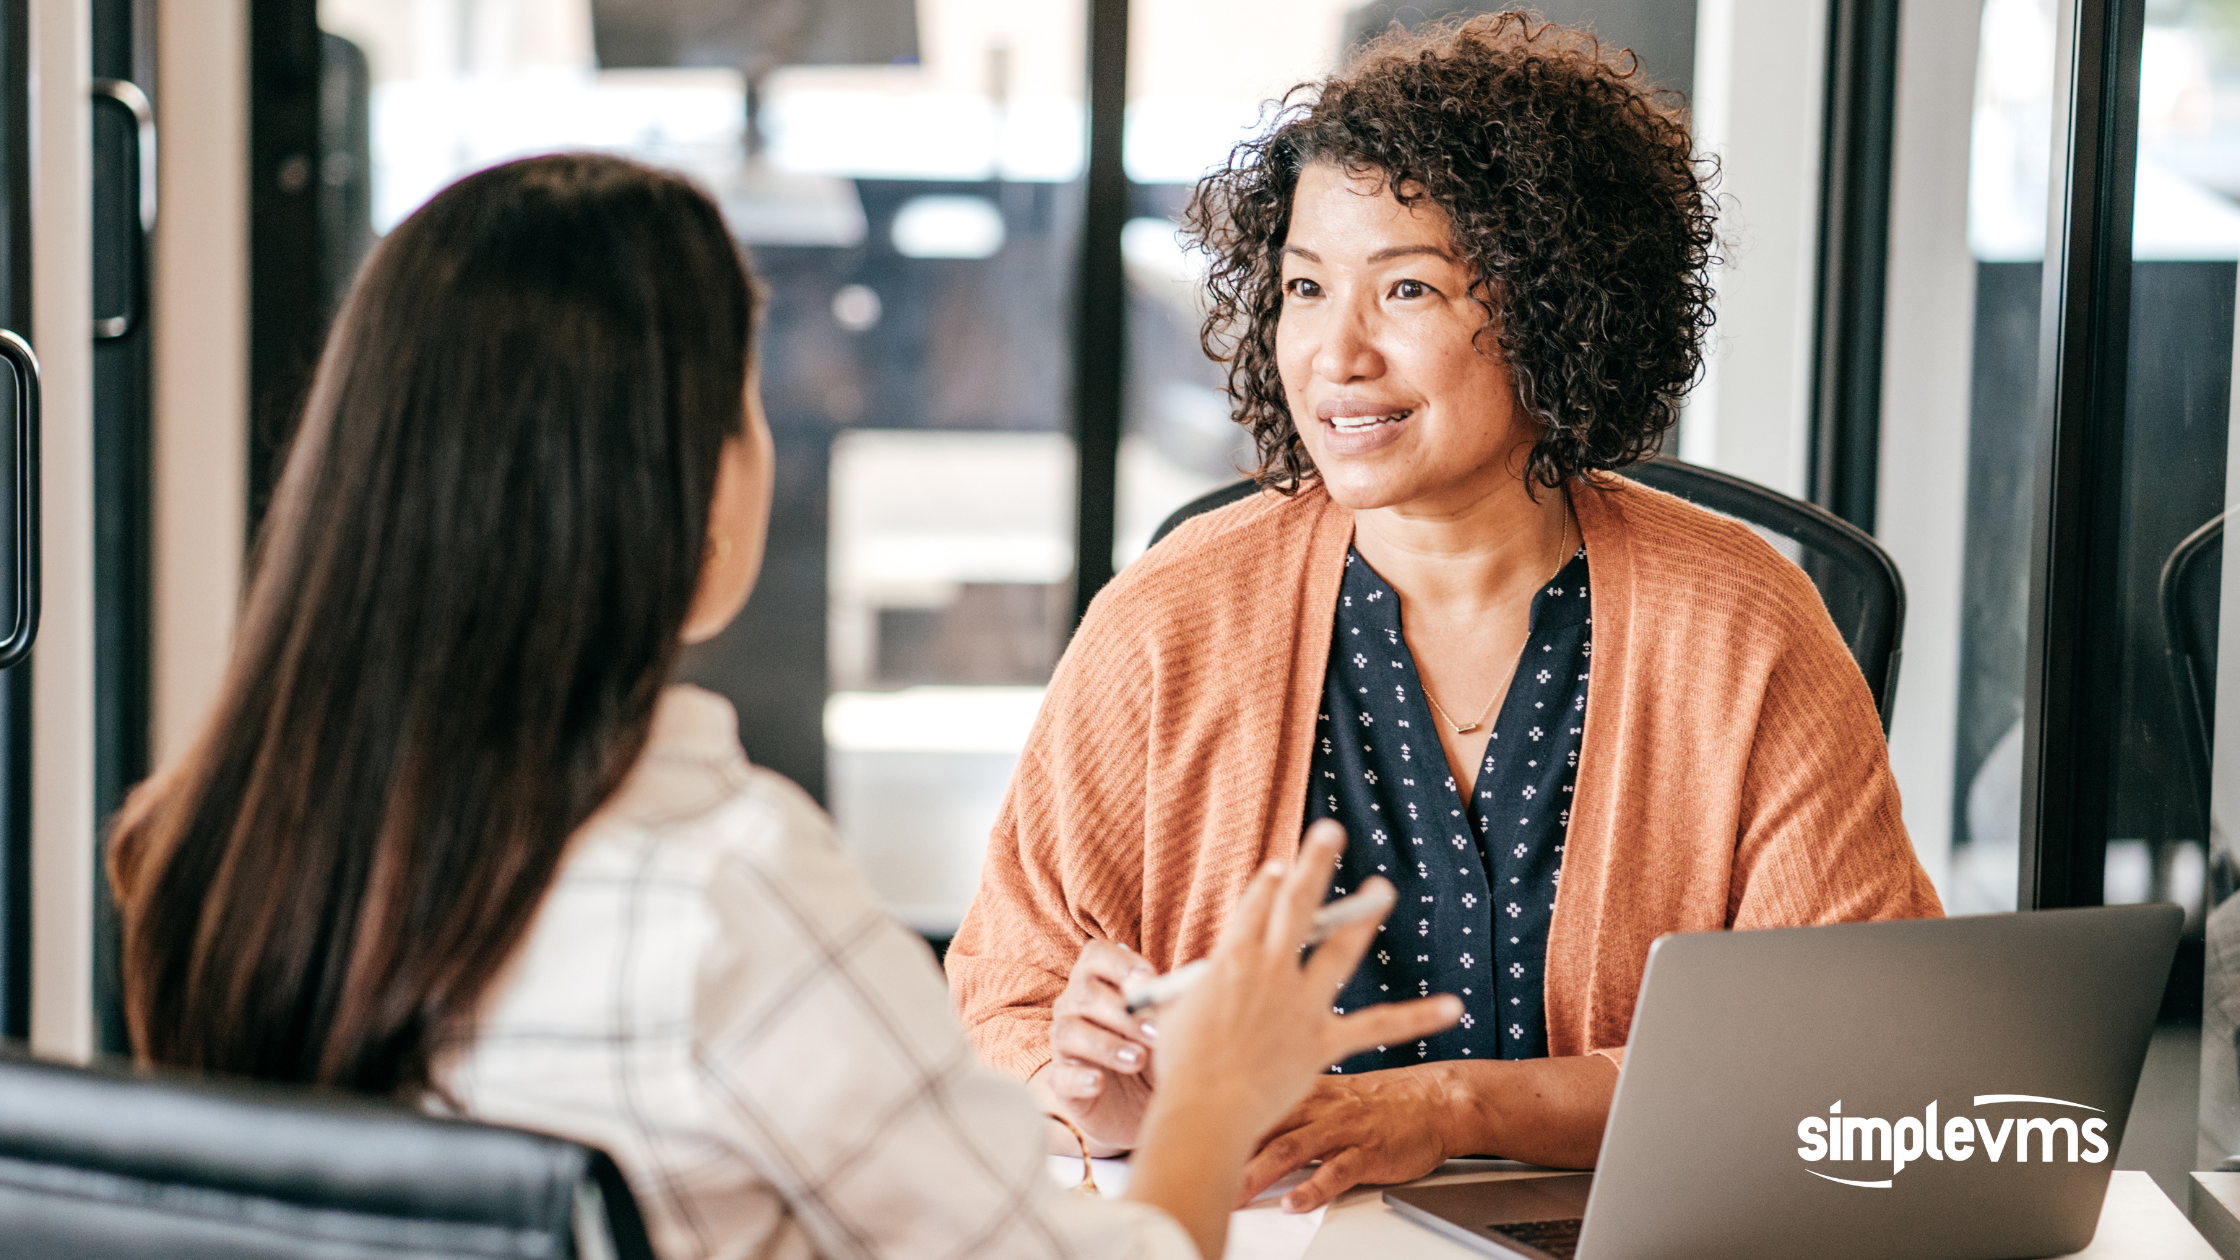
[1421,502,1573,736]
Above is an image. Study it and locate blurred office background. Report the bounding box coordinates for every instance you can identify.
[294,0,1726,937]
[3,0,2235,1201]
[277,0,2240,945]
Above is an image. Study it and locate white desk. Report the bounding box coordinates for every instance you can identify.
[1299,1165,2213,1258]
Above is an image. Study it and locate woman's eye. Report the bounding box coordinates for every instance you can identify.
[1285,277,1323,299]
[1393,279,1430,300]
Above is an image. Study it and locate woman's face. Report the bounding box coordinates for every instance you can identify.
[1275,162,1537,513]
[681,368,775,644]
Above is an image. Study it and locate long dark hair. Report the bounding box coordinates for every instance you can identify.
[110,153,758,1097]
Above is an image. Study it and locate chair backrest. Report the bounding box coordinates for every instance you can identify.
[0,1045,655,1260]
[1148,458,1908,731]
[2161,512,2221,873]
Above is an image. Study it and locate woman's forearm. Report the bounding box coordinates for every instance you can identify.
[1440,1054,1619,1168]
[1127,1078,1259,1260]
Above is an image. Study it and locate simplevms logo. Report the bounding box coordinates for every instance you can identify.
[1796,1095,2111,1188]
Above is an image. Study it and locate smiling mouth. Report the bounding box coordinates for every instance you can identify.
[1328,409,1412,433]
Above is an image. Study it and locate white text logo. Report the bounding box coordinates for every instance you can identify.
[1795,1095,2109,1188]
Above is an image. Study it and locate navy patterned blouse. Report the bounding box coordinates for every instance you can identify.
[1309,542,1591,1073]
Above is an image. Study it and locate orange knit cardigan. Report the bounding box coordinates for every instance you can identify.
[946,474,1943,1081]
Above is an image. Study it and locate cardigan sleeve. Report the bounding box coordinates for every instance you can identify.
[946,591,1158,1082]
[1726,601,1944,933]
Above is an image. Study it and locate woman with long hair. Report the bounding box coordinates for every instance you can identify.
[107,152,1456,1260]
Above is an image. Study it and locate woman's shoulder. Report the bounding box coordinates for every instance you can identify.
[1584,471,1834,639]
[580,687,856,889]
[574,742,932,988]
[601,757,850,889]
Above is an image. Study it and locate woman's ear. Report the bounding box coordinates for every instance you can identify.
[681,382,775,645]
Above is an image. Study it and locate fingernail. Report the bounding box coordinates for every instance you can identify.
[1284,1193,1309,1212]
[1116,1045,1141,1066]
[1074,1070,1102,1093]
[1138,1020,1160,1041]
[1128,964,1154,980]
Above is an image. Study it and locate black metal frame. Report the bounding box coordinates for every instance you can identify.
[1808,0,1901,533]
[0,0,30,1043]
[91,0,154,1058]
[247,0,326,536]
[1070,0,1128,625]
[2021,0,2146,912]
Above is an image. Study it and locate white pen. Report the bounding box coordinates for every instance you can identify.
[1120,882,1397,1014]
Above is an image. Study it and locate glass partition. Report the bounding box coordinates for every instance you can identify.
[2144,0,2240,1198]
[1944,0,2240,1210]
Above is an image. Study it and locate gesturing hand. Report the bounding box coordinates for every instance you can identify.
[1122,821,1463,1258]
[1038,938,1162,1154]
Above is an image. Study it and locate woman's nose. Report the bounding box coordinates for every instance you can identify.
[1311,302,1383,383]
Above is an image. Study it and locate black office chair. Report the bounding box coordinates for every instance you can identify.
[2161,512,2227,902]
[0,1046,655,1259]
[1148,456,1908,731]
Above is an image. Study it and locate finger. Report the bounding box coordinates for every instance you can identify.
[1216,855,1289,955]
[1047,1057,1110,1101]
[1266,821,1347,952]
[1280,1148,1370,1213]
[1051,1014,1153,1074]
[1249,1097,1318,1153]
[1302,876,1394,992]
[1237,1123,1335,1206]
[1325,995,1464,1065]
[1060,983,1161,1048]
[1073,938,1156,990]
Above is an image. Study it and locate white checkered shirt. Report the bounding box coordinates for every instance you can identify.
[438,685,1193,1260]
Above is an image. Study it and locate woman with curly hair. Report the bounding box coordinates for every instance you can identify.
[947,12,1940,1211]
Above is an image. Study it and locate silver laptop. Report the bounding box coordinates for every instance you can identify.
[1384,905,2182,1260]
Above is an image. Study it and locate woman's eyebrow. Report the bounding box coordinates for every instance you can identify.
[1280,243,1456,266]
[1366,244,1456,264]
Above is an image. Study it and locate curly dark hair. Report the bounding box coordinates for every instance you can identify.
[1183,11,1718,492]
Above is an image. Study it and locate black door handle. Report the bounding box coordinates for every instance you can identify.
[0,329,38,669]
[91,78,153,341]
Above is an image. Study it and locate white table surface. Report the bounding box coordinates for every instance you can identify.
[1295,1164,2213,1259]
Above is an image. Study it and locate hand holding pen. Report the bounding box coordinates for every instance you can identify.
[1120,880,1399,1013]
[1036,820,1445,1157]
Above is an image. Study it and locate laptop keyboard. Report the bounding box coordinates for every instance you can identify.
[1488,1217,1584,1260]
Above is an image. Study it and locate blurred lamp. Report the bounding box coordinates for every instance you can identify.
[891,196,1005,260]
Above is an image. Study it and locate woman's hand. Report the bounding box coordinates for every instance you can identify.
[1237,1067,1459,1211]
[1033,939,1162,1154]
[1239,1053,1622,1213]
[1123,821,1462,1258]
